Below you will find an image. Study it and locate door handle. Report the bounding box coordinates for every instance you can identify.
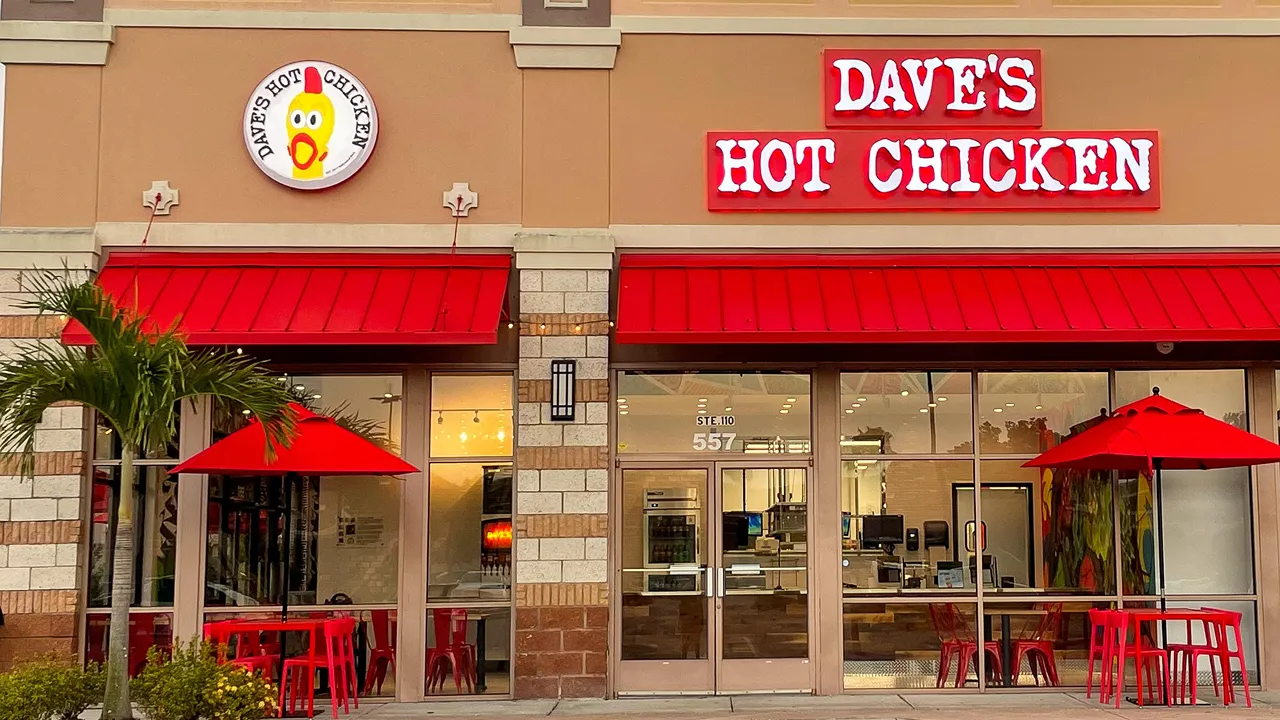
[717,567,726,598]
[706,567,714,597]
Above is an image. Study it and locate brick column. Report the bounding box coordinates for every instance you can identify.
[0,238,97,667]
[514,263,611,699]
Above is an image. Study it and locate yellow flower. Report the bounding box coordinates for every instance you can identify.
[258,701,266,708]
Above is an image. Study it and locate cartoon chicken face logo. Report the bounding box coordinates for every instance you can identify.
[243,61,379,191]
[286,67,335,181]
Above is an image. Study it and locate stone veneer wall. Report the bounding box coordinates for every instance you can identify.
[0,272,88,668]
[514,268,611,699]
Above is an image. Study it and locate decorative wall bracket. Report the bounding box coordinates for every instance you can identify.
[444,183,478,218]
[143,181,180,216]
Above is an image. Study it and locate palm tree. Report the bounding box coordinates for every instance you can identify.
[0,271,297,720]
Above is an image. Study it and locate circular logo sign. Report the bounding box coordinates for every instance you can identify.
[243,61,379,190]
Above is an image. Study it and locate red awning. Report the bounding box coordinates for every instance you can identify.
[616,253,1280,344]
[62,252,511,346]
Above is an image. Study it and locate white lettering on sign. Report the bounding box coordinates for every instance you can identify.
[862,136,1153,196]
[711,131,1158,210]
[829,51,1039,122]
[692,432,737,451]
[717,138,837,194]
[696,416,736,426]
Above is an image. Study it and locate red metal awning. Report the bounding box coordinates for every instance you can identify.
[616,253,1280,344]
[62,252,511,346]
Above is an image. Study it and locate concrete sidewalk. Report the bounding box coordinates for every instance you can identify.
[343,691,1280,720]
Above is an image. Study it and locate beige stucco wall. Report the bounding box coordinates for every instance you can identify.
[7,32,1280,232]
[611,35,1280,227]
[522,69,610,229]
[1,66,102,227]
[89,28,523,226]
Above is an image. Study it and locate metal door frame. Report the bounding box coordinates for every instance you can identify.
[612,459,816,695]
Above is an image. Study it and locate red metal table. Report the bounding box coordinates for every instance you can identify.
[1112,608,1226,707]
[212,618,331,717]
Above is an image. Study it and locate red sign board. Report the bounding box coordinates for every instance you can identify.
[707,130,1160,212]
[823,49,1043,128]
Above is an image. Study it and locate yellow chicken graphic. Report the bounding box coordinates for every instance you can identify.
[286,67,335,181]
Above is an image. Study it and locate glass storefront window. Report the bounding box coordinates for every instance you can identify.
[617,372,811,454]
[428,463,513,600]
[94,403,180,460]
[201,609,400,698]
[204,375,404,608]
[89,467,177,608]
[424,607,511,696]
[1119,369,1247,428]
[977,372,1109,454]
[841,372,972,455]
[1118,370,1253,596]
[85,612,172,676]
[980,461,1115,595]
[843,602,978,689]
[432,376,513,458]
[205,474,402,607]
[426,374,514,698]
[841,460,975,595]
[1164,599,1258,686]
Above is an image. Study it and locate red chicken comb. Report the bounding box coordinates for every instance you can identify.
[304,66,322,94]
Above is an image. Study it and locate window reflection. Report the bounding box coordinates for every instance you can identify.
[843,603,978,689]
[203,375,404,608]
[428,463,512,600]
[431,376,513,458]
[1119,370,1252,596]
[425,607,512,696]
[617,372,811,454]
[89,467,176,608]
[85,613,172,677]
[841,372,973,454]
[976,373,1109,454]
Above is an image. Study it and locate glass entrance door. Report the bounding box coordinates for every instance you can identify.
[617,467,714,694]
[715,465,811,692]
[616,463,812,695]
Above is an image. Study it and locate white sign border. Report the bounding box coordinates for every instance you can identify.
[241,59,380,192]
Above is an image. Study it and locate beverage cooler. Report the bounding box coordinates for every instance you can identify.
[643,488,701,593]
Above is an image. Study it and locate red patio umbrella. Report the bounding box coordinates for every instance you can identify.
[1024,388,1280,600]
[171,403,418,619]
[1024,391,1280,475]
[171,404,417,477]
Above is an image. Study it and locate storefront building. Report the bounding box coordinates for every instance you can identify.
[1,0,1280,700]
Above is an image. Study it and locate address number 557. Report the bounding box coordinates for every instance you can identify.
[692,432,736,451]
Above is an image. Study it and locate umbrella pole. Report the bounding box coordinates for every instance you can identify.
[281,472,293,621]
[278,472,293,702]
[1155,462,1166,612]
[1154,461,1170,702]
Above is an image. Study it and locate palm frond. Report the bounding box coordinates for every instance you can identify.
[178,351,297,457]
[0,270,296,477]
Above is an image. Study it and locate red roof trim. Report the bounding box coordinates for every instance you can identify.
[100,251,512,269]
[617,253,1280,345]
[619,253,1280,270]
[63,251,512,347]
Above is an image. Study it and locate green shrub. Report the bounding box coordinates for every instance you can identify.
[0,659,105,720]
[207,664,278,720]
[131,640,278,720]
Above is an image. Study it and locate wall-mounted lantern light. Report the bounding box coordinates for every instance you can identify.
[550,359,576,421]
